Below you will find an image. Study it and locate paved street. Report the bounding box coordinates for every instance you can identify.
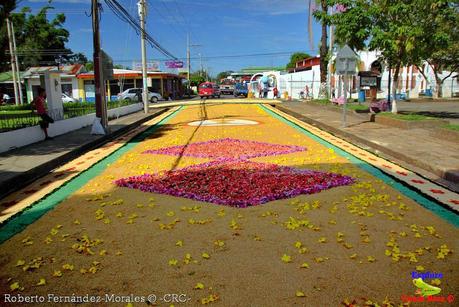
[0,103,457,306]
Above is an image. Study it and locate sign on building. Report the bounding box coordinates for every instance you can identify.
[165,61,184,69]
[133,61,160,72]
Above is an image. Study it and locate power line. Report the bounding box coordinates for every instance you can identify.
[103,0,177,59]
[109,50,314,63]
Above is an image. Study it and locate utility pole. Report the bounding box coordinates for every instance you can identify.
[187,33,191,94]
[187,34,202,90]
[199,53,203,76]
[6,18,19,105]
[11,21,23,104]
[139,0,148,113]
[92,0,108,133]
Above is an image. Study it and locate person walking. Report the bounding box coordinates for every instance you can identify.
[31,87,54,140]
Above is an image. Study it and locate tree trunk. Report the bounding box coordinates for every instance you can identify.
[434,74,443,98]
[319,0,328,85]
[391,65,400,114]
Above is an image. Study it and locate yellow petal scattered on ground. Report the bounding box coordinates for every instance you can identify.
[300,263,309,268]
[10,282,21,291]
[202,252,210,259]
[194,282,205,290]
[281,254,292,263]
[416,265,425,271]
[36,278,46,286]
[15,260,25,267]
[295,291,306,297]
[176,240,183,247]
[168,259,178,266]
[53,270,63,277]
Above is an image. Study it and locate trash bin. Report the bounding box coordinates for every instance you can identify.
[358,90,366,102]
[425,89,433,97]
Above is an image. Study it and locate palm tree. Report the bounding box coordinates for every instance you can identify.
[308,0,330,85]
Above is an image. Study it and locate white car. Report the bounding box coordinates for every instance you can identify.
[62,93,78,103]
[117,88,163,103]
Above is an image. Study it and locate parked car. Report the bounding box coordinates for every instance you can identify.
[198,82,220,98]
[117,88,163,103]
[219,79,235,95]
[233,83,248,97]
[62,93,78,103]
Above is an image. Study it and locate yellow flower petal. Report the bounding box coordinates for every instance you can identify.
[15,260,25,267]
[300,263,309,268]
[194,282,204,290]
[168,259,178,266]
[53,270,63,277]
[176,240,183,247]
[281,254,292,263]
[295,291,306,297]
[202,253,210,259]
[36,278,46,286]
[10,282,20,291]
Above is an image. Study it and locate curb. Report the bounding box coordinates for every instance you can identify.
[0,108,169,200]
[274,105,459,187]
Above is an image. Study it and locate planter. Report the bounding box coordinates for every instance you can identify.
[0,103,143,153]
[374,115,448,129]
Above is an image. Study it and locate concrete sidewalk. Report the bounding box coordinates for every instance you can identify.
[276,101,459,191]
[0,108,167,199]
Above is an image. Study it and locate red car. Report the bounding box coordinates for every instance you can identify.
[198,82,221,98]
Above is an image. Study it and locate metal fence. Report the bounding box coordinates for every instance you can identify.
[0,100,138,133]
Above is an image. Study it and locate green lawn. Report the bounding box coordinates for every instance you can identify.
[309,99,369,111]
[442,124,459,131]
[379,112,435,121]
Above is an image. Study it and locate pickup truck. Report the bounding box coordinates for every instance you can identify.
[219,80,235,95]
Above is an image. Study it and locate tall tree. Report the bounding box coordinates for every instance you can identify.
[0,0,19,71]
[286,52,311,70]
[310,0,332,86]
[328,0,423,113]
[413,0,459,98]
[1,4,72,71]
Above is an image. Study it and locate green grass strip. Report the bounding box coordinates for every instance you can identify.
[260,104,459,227]
[0,107,183,244]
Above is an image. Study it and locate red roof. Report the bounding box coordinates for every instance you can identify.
[288,56,320,72]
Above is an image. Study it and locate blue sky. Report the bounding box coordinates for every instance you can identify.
[19,0,323,75]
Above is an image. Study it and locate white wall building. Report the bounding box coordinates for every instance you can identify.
[253,51,458,100]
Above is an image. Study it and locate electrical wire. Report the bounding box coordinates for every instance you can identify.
[104,0,177,59]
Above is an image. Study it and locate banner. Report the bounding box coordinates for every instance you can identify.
[133,61,160,72]
[165,61,184,69]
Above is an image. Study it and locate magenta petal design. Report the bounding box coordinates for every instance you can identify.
[115,160,355,208]
[143,138,307,160]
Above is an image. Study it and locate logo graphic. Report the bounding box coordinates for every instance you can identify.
[413,278,441,297]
